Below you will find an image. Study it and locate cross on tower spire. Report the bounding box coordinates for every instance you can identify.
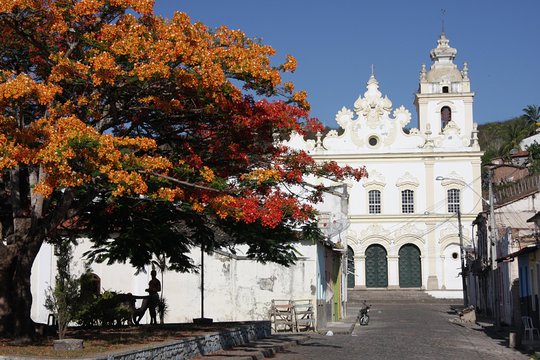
[441,9,446,33]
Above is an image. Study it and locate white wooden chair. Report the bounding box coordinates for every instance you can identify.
[270,300,295,332]
[522,316,540,341]
[293,299,315,332]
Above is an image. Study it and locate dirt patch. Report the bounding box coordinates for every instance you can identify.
[0,323,238,358]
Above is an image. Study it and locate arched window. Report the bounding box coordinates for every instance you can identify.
[368,190,381,214]
[401,189,414,213]
[447,189,460,213]
[441,106,451,130]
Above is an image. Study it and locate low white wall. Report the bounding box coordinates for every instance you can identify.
[31,239,318,325]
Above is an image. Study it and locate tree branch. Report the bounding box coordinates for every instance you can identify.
[143,172,224,193]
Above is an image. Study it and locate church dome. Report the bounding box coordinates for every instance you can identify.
[425,32,463,83]
[426,66,463,83]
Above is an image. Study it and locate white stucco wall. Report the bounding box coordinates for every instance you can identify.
[31,239,318,325]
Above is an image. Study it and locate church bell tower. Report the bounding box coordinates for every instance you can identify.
[414,33,475,140]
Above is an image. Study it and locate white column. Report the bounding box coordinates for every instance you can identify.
[440,255,447,290]
[387,255,399,289]
[355,255,366,288]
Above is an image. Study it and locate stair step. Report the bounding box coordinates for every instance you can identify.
[347,289,463,304]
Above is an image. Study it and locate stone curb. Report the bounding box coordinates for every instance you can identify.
[195,334,311,359]
[317,316,358,336]
[0,322,272,360]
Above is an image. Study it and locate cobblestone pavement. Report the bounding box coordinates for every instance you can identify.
[273,302,532,360]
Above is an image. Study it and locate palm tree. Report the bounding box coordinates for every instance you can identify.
[500,117,530,159]
[523,105,540,134]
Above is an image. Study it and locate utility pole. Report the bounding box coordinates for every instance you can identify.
[457,209,468,306]
[488,168,500,327]
[489,168,497,270]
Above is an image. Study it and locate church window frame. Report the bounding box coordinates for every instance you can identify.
[401,189,415,214]
[396,173,419,215]
[368,189,381,214]
[437,176,465,214]
[363,172,386,215]
[447,188,460,213]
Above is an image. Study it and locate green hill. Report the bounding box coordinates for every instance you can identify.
[477,116,532,165]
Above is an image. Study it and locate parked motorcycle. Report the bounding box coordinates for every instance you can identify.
[358,300,371,326]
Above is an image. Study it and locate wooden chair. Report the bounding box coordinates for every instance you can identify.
[522,316,540,341]
[293,299,315,332]
[270,300,295,332]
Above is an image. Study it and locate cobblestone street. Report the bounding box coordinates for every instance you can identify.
[273,302,531,360]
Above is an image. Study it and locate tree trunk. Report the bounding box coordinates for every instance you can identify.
[0,236,44,340]
[0,164,83,340]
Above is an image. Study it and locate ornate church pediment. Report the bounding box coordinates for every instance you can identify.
[283,131,315,152]
[394,223,424,240]
[439,224,471,247]
[438,171,465,188]
[393,106,412,128]
[433,120,470,148]
[362,170,386,188]
[442,120,460,134]
[335,107,354,129]
[396,172,419,188]
[360,224,389,240]
[318,72,422,152]
[439,224,458,241]
[346,230,359,246]
[353,74,393,130]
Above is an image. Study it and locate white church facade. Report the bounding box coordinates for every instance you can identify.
[29,32,483,326]
[287,32,484,293]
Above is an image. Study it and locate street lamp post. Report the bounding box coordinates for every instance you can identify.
[457,209,468,306]
[435,176,478,306]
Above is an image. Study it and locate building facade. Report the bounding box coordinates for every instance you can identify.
[287,33,483,294]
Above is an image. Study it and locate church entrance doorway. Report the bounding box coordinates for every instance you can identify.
[365,244,388,288]
[399,244,422,288]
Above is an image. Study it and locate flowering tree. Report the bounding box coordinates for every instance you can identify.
[0,0,366,339]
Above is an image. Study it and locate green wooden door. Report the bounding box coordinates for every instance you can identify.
[332,252,341,321]
[399,244,422,288]
[347,246,355,288]
[365,245,388,288]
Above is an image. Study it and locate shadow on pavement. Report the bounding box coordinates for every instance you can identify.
[459,315,540,358]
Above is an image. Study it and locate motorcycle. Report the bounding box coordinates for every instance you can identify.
[358,300,371,326]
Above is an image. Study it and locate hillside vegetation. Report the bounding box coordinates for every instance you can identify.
[478,105,540,166]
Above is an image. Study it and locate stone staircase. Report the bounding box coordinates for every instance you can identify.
[347,288,463,305]
[319,289,464,334]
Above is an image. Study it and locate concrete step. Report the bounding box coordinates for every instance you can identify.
[347,289,463,305]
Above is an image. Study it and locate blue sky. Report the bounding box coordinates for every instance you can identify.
[154,1,539,129]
